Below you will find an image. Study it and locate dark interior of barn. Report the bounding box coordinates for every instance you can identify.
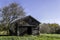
[27,27,32,35]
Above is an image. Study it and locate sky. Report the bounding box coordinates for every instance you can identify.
[0,0,60,24]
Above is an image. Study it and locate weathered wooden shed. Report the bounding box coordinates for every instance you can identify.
[9,15,40,36]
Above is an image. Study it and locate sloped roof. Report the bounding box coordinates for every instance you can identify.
[11,15,40,25]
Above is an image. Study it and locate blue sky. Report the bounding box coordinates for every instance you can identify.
[0,0,60,24]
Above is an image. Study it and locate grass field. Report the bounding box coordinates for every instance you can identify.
[0,34,60,40]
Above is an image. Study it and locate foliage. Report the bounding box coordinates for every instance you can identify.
[0,3,25,27]
[0,3,25,31]
[40,23,60,34]
[0,31,8,35]
[0,34,60,40]
[40,23,51,33]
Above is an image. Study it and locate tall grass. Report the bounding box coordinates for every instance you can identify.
[0,34,60,40]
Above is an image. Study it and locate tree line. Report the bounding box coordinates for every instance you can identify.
[40,23,60,34]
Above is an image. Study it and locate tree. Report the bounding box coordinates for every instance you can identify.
[48,23,60,33]
[40,23,60,34]
[1,3,26,28]
[40,23,51,33]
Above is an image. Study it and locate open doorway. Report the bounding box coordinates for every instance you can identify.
[27,27,32,35]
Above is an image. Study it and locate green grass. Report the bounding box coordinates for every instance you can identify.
[0,34,60,40]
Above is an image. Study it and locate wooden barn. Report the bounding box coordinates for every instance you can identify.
[9,15,40,36]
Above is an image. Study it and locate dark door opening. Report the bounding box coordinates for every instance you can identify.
[27,27,32,35]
